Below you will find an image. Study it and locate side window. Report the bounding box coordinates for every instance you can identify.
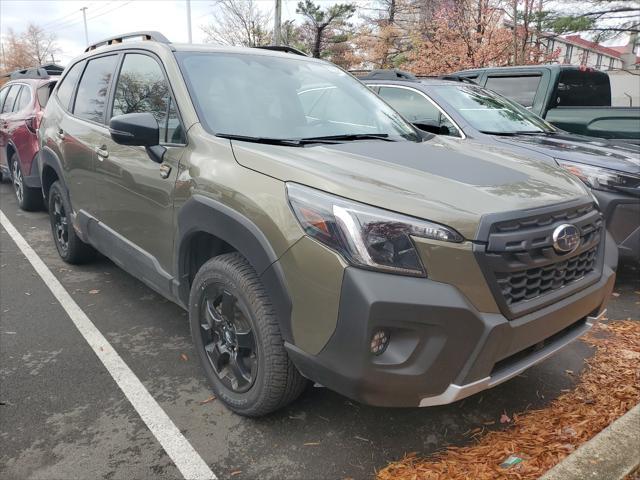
[378,86,461,137]
[73,55,118,123]
[485,75,541,108]
[14,85,32,112]
[56,61,85,111]
[555,70,610,107]
[0,87,9,112]
[2,85,21,114]
[112,53,184,144]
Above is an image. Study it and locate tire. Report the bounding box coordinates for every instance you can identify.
[48,181,96,264]
[189,252,307,416]
[10,154,43,211]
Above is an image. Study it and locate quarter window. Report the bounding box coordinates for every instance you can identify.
[1,85,21,113]
[112,53,184,144]
[73,55,118,123]
[485,75,541,108]
[378,86,461,137]
[56,61,85,111]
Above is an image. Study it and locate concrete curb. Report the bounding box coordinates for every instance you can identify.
[539,403,640,480]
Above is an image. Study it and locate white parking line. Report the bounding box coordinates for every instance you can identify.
[0,210,217,480]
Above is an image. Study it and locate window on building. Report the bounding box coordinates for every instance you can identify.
[596,54,603,69]
[564,45,573,63]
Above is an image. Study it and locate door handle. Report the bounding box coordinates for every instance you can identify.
[95,145,109,160]
[56,128,65,140]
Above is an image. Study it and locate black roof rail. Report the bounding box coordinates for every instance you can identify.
[357,69,418,81]
[437,75,478,85]
[85,31,170,52]
[254,45,308,56]
[8,65,63,80]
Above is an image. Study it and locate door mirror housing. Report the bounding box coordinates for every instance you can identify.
[109,112,166,163]
[110,112,160,147]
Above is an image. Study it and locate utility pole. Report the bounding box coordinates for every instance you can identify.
[273,0,282,46]
[80,7,89,46]
[186,0,192,43]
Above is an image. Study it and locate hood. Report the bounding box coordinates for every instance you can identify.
[494,133,640,175]
[230,136,590,240]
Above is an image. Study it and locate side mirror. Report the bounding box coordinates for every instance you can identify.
[109,112,166,163]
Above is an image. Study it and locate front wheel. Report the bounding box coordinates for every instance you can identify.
[189,253,307,416]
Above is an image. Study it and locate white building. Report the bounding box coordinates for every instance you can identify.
[544,34,639,71]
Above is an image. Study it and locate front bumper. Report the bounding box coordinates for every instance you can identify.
[286,232,617,407]
[594,189,640,262]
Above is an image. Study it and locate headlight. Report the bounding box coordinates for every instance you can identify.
[556,159,640,195]
[286,183,463,277]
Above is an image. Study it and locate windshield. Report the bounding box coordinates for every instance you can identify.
[176,52,419,142]
[432,85,556,134]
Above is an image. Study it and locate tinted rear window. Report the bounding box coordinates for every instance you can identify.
[73,55,118,123]
[554,70,610,107]
[485,75,541,107]
[56,61,85,110]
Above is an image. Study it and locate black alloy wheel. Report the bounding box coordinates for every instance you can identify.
[51,190,69,255]
[200,287,258,393]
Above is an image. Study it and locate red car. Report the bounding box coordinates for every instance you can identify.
[0,68,59,210]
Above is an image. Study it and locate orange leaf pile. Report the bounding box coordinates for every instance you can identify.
[377,320,640,480]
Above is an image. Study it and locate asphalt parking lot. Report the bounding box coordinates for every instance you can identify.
[1,179,638,480]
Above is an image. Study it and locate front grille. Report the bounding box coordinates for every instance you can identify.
[496,245,598,305]
[476,202,604,319]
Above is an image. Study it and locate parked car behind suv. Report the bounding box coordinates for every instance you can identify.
[361,70,640,263]
[452,65,640,144]
[39,32,617,416]
[1,67,59,210]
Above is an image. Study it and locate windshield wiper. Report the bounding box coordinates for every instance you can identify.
[479,130,545,136]
[298,133,396,142]
[215,133,305,147]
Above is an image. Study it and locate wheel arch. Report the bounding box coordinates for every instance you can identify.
[38,146,68,202]
[176,195,294,342]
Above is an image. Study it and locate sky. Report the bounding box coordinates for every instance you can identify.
[0,0,331,65]
[0,0,634,67]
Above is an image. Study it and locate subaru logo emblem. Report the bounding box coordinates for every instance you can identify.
[552,224,581,254]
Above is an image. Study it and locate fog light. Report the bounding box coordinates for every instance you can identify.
[370,330,389,355]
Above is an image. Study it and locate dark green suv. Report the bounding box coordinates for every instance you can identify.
[39,32,617,416]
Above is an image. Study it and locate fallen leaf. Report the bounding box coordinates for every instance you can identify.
[24,292,31,296]
[199,395,216,405]
[611,292,620,297]
[179,353,188,361]
[500,413,511,424]
[565,369,574,375]
[230,470,242,476]
[304,442,320,446]
[89,289,100,294]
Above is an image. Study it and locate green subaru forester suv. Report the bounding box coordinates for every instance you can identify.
[38,32,617,416]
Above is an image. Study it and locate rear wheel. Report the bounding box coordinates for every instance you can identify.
[10,154,42,211]
[190,253,307,416]
[48,181,96,264]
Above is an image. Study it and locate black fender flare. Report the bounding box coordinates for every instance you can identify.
[38,146,69,196]
[175,194,293,342]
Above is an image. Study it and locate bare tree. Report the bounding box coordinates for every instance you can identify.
[202,0,272,47]
[296,0,356,58]
[1,23,59,74]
